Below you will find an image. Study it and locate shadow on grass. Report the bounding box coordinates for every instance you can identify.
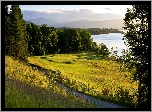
[5,77,53,98]
[48,60,55,62]
[5,77,83,108]
[28,63,61,76]
[28,63,49,72]
[75,52,103,60]
[63,61,72,64]
[40,57,47,59]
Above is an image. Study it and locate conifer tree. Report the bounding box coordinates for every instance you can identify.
[8,5,28,61]
[5,5,10,55]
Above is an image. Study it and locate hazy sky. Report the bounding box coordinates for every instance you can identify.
[8,5,133,22]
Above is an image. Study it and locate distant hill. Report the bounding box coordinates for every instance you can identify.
[27,18,124,29]
[28,17,58,26]
[52,19,124,29]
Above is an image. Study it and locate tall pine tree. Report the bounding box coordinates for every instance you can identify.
[5,5,10,55]
[7,5,28,61]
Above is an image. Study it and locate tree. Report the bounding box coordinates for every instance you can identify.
[68,29,81,52]
[79,29,92,51]
[123,5,149,108]
[57,29,67,53]
[46,27,59,54]
[26,23,34,56]
[5,5,10,55]
[7,5,28,61]
[26,23,42,55]
[91,42,99,52]
[57,29,81,53]
[40,24,51,55]
[98,43,110,58]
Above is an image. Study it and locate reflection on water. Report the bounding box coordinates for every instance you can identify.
[91,32,129,56]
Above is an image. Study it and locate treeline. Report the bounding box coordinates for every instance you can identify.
[5,5,110,61]
[87,28,123,35]
[26,23,98,55]
[27,23,110,57]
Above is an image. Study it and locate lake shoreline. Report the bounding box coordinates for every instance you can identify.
[91,30,128,56]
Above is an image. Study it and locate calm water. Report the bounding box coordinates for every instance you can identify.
[91,30,128,56]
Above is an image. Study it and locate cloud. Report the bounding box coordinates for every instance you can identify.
[104,8,112,10]
[77,9,94,14]
[22,9,123,23]
[45,9,64,13]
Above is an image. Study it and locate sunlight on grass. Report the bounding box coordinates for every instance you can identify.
[27,52,138,107]
[5,56,98,108]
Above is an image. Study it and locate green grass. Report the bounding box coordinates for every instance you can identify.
[5,78,96,108]
[5,56,97,108]
[27,51,138,107]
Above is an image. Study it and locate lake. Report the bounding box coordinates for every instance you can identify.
[91,30,128,56]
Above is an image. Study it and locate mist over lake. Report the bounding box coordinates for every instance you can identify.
[91,30,128,56]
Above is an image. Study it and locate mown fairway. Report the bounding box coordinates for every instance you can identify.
[28,52,138,107]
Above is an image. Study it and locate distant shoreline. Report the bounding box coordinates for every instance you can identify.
[90,31,124,35]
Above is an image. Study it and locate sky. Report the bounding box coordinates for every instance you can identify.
[8,5,133,23]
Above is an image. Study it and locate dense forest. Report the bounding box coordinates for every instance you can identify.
[5,5,149,109]
[26,23,111,56]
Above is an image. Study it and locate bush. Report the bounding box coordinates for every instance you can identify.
[98,43,110,58]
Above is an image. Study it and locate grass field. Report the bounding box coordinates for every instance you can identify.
[5,56,97,108]
[27,52,138,107]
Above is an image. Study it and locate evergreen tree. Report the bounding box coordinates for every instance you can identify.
[123,5,149,108]
[5,5,9,55]
[8,5,28,61]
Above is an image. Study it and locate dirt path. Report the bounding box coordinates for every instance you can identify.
[39,70,127,108]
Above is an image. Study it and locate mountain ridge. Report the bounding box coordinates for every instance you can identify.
[27,17,124,29]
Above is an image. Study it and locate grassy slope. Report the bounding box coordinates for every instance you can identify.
[5,56,97,108]
[28,52,138,107]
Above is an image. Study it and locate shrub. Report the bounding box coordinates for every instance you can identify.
[98,43,110,58]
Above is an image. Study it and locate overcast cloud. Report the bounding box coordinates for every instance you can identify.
[22,9,124,23]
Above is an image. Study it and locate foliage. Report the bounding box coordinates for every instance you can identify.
[41,25,59,54]
[78,29,93,51]
[26,24,98,55]
[123,5,149,108]
[90,42,99,52]
[5,5,28,61]
[5,5,9,55]
[26,23,43,55]
[98,43,110,58]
